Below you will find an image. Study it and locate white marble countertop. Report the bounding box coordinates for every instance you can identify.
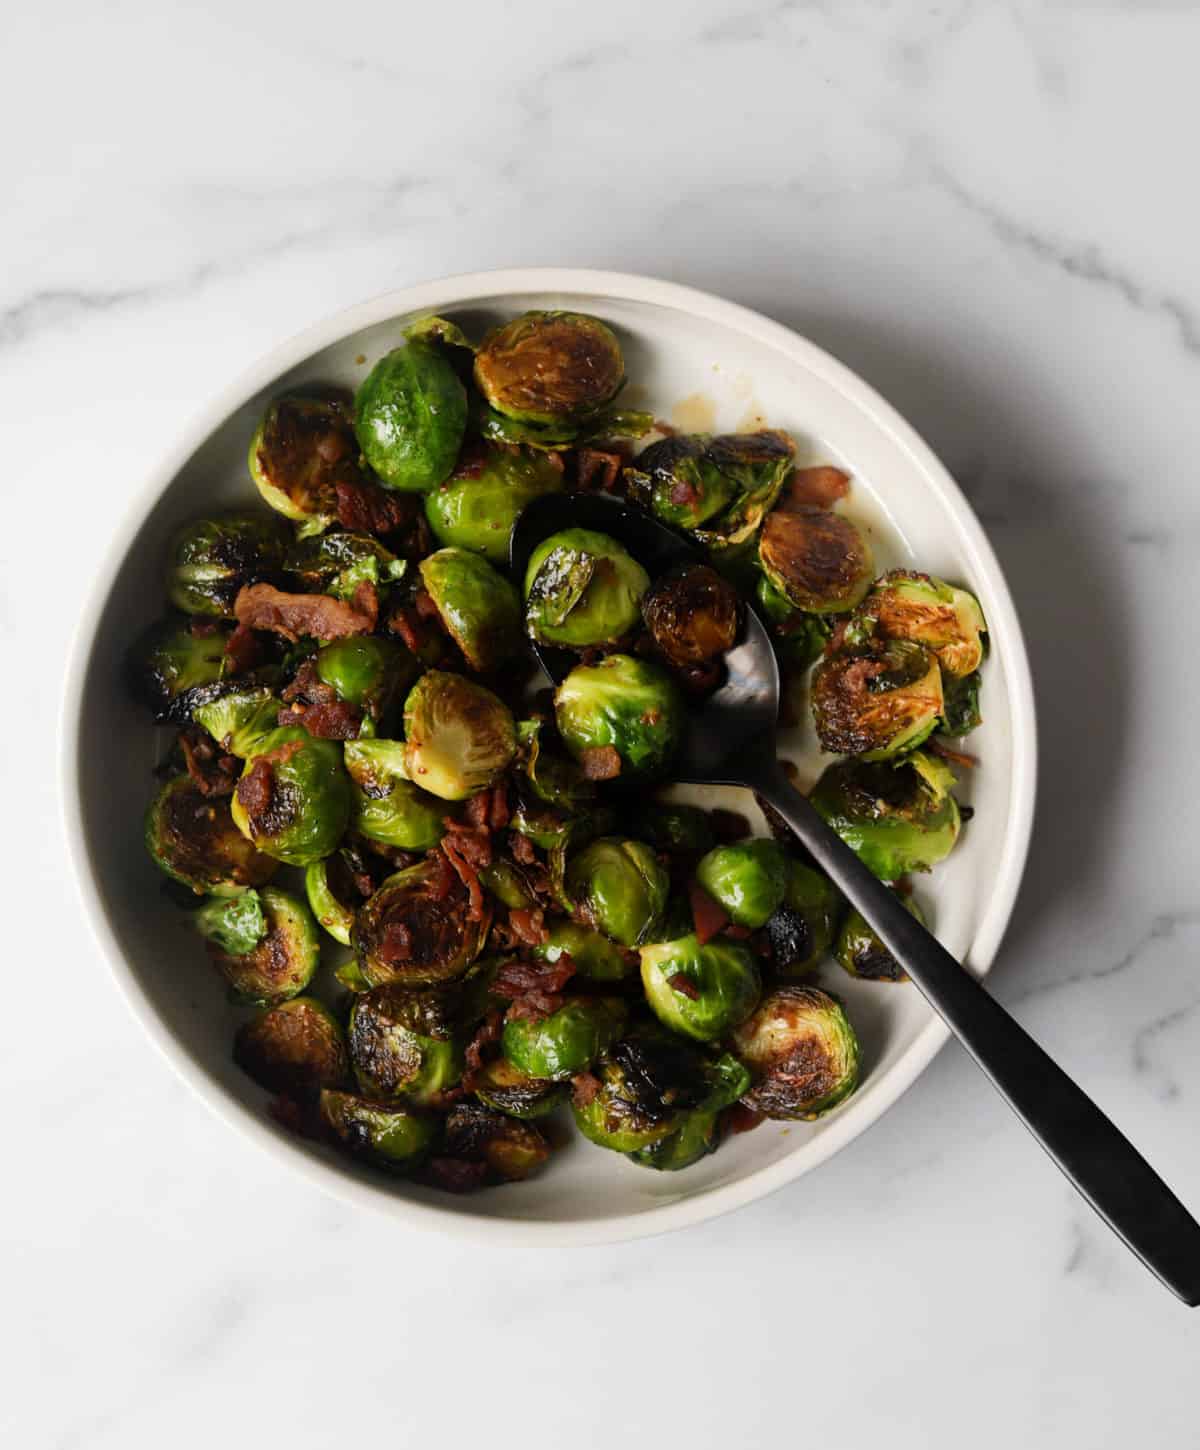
[7,2,1200,1445]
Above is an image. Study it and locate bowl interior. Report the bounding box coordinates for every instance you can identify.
[70,277,1032,1237]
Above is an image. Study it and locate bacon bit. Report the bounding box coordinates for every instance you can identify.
[425,1157,490,1194]
[667,972,701,1000]
[575,448,623,493]
[668,478,697,507]
[424,851,456,900]
[350,580,380,632]
[441,835,488,921]
[464,1008,504,1079]
[464,791,491,829]
[224,623,262,675]
[721,1103,764,1137]
[441,821,493,868]
[234,583,374,642]
[495,952,573,1021]
[178,727,239,798]
[689,878,730,946]
[236,756,274,818]
[487,786,510,831]
[290,700,362,740]
[378,921,413,964]
[928,739,979,769]
[579,745,622,781]
[334,475,410,534]
[190,617,219,638]
[413,588,440,620]
[282,660,337,705]
[780,465,850,511]
[386,605,428,654]
[506,907,549,947]
[510,832,537,866]
[571,1071,602,1107]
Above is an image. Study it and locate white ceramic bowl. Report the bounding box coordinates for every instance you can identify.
[61,269,1036,1244]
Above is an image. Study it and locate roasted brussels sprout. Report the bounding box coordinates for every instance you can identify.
[754,573,831,669]
[313,635,418,720]
[532,920,633,982]
[145,775,276,895]
[424,445,564,564]
[249,396,364,535]
[401,671,516,802]
[811,639,944,760]
[565,837,670,947]
[354,340,468,492]
[319,1089,438,1170]
[442,1103,552,1182]
[758,506,874,613]
[354,857,491,987]
[630,1052,751,1171]
[631,801,715,855]
[348,984,465,1105]
[303,855,358,946]
[474,311,624,425]
[763,861,843,979]
[201,885,321,1005]
[343,738,447,850]
[809,751,961,879]
[555,655,683,779]
[130,619,228,722]
[418,547,520,672]
[501,996,627,1080]
[471,1056,570,1119]
[640,932,762,1041]
[732,984,861,1120]
[641,563,740,669]
[836,893,925,982]
[192,686,280,758]
[285,531,408,602]
[192,888,268,955]
[853,570,987,679]
[694,837,788,929]
[524,528,649,650]
[941,668,983,737]
[230,727,352,867]
[233,997,349,1097]
[166,511,288,617]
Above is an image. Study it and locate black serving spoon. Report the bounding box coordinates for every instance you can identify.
[512,491,1200,1305]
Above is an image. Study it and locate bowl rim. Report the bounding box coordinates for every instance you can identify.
[59,267,1037,1246]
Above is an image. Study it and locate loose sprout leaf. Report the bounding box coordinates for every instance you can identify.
[193,890,268,956]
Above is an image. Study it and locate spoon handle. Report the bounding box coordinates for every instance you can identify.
[753,763,1200,1306]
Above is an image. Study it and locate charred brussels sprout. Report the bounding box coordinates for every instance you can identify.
[304,855,357,945]
[201,886,320,1005]
[130,619,228,722]
[348,984,466,1105]
[630,1052,751,1171]
[809,751,961,879]
[402,671,517,801]
[853,570,986,679]
[758,506,873,614]
[354,340,467,492]
[942,669,983,737]
[501,996,627,1080]
[764,861,843,979]
[836,893,925,982]
[565,837,670,947]
[319,1090,438,1171]
[192,686,280,757]
[694,837,788,929]
[732,985,861,1120]
[533,920,633,982]
[343,738,447,850]
[631,802,715,855]
[640,932,762,1042]
[425,445,564,564]
[418,547,521,672]
[234,997,349,1097]
[811,639,944,760]
[145,775,276,895]
[166,511,288,617]
[754,574,831,669]
[472,1057,570,1119]
[555,655,683,779]
[442,1103,552,1182]
[314,635,417,720]
[249,396,364,535]
[354,858,491,987]
[641,563,741,669]
[285,531,408,603]
[474,311,624,426]
[230,727,352,866]
[524,528,649,650]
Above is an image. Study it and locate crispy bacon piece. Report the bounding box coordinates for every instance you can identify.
[688,879,729,947]
[441,832,489,921]
[282,660,337,705]
[236,756,274,819]
[464,1008,505,1078]
[234,583,374,642]
[464,792,490,829]
[510,833,537,866]
[350,580,380,632]
[575,448,623,493]
[224,623,262,676]
[667,972,701,1000]
[495,953,575,1022]
[506,907,549,946]
[178,727,239,798]
[289,700,362,740]
[579,745,622,781]
[779,465,851,511]
[334,475,410,535]
[571,1071,602,1107]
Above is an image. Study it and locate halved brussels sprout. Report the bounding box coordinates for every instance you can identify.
[532,920,633,982]
[249,396,364,535]
[472,1056,570,1119]
[758,506,874,613]
[285,531,409,602]
[145,775,276,895]
[571,1029,704,1154]
[811,639,944,760]
[418,547,521,672]
[565,837,670,947]
[694,837,788,929]
[941,669,983,737]
[192,686,280,758]
[473,402,653,452]
[641,563,741,669]
[501,995,627,1080]
[524,528,649,650]
[836,893,925,982]
[202,885,321,1005]
[640,932,762,1041]
[854,570,987,679]
[731,984,861,1120]
[631,802,715,855]
[474,311,624,425]
[354,858,491,987]
[230,727,352,866]
[555,655,683,779]
[630,1052,751,1171]
[130,619,229,722]
[234,997,349,1097]
[402,671,517,802]
[304,854,358,945]
[754,573,832,669]
[166,511,288,617]
[319,1089,438,1171]
[343,738,447,850]
[354,341,467,492]
[809,751,961,880]
[442,1103,552,1182]
[348,984,466,1105]
[424,445,564,564]
[763,861,843,979]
